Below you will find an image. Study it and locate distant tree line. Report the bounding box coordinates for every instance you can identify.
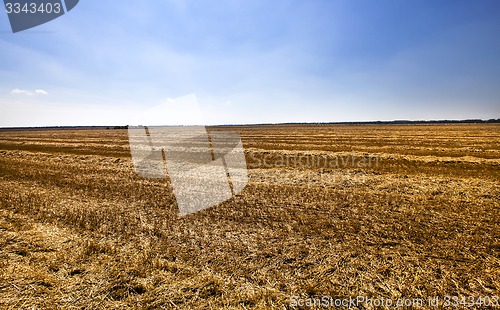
[106,126,129,130]
[238,119,500,126]
[327,118,500,125]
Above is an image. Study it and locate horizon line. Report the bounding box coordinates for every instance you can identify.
[1,118,500,130]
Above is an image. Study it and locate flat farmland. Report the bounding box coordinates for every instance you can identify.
[0,124,499,309]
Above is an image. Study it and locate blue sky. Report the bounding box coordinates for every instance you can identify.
[1,0,499,126]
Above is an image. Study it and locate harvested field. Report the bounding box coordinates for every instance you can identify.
[0,124,499,309]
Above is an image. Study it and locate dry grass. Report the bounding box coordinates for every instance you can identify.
[0,124,499,309]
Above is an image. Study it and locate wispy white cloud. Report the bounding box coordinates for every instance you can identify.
[11,88,33,96]
[34,89,49,95]
[10,88,48,96]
